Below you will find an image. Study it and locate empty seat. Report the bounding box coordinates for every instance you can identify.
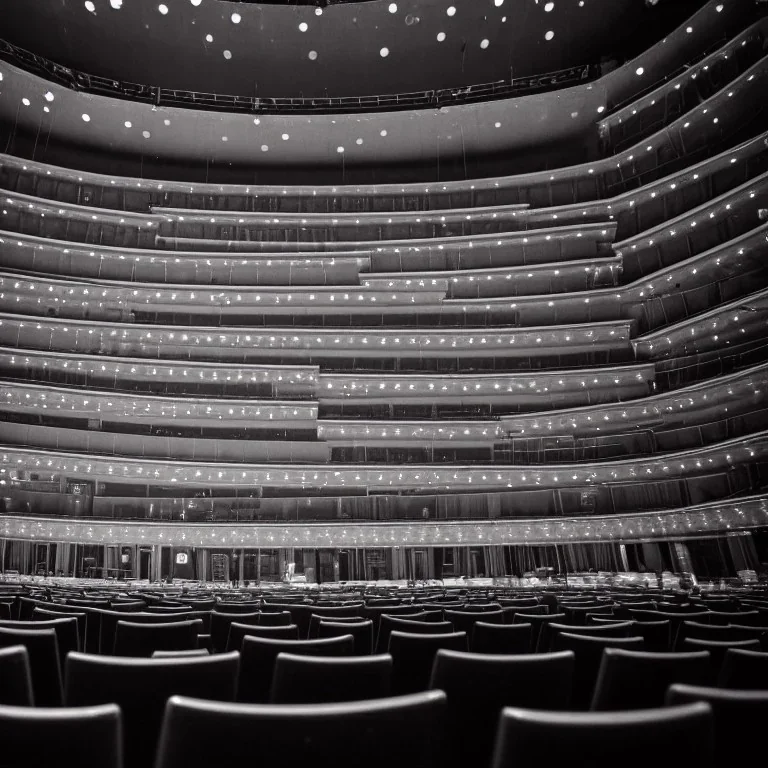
[591,648,712,710]
[491,702,714,768]
[680,638,763,676]
[156,690,446,768]
[389,631,468,695]
[717,647,768,689]
[430,649,575,768]
[32,607,87,651]
[562,604,615,625]
[270,653,392,703]
[256,611,292,627]
[214,602,262,614]
[675,620,763,648]
[0,646,34,706]
[444,609,504,638]
[0,617,79,669]
[472,622,532,654]
[97,610,196,655]
[0,702,122,767]
[238,634,355,703]
[225,622,300,651]
[376,615,454,654]
[317,619,373,655]
[537,620,635,653]
[0,626,62,707]
[512,613,566,652]
[113,619,202,657]
[308,613,367,638]
[65,651,239,768]
[210,612,261,654]
[666,684,768,765]
[551,633,645,710]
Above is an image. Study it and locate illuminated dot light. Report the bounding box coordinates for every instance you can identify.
[315,7,322,15]
[261,145,269,152]
[337,146,345,153]
[380,129,388,137]
[230,12,241,24]
[124,121,132,128]
[190,0,202,5]
[281,133,290,140]
[205,34,213,42]
[686,26,693,33]
[545,30,554,41]
[308,50,318,60]
[81,113,91,122]
[380,47,389,57]
[480,39,489,49]
[44,92,54,102]
[356,138,363,145]
[158,4,169,15]
[494,0,504,6]
[447,6,456,16]
[545,2,555,10]
[142,130,151,138]
[716,4,724,10]
[636,67,644,76]
[223,50,232,60]
[109,0,122,7]
[389,3,398,12]
[299,22,308,32]
[21,98,30,106]
[437,32,446,41]
[253,118,260,125]
[84,1,95,11]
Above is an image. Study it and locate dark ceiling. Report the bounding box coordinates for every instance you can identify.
[0,0,707,98]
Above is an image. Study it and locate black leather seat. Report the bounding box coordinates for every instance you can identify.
[113,619,202,657]
[155,690,446,768]
[388,631,468,695]
[0,645,34,706]
[0,702,122,767]
[491,702,713,768]
[238,634,354,703]
[717,647,768,689]
[430,649,575,768]
[65,651,239,768]
[0,626,62,706]
[317,619,373,655]
[270,652,392,703]
[225,621,299,651]
[471,622,532,654]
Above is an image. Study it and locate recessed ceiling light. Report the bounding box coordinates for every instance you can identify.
[494,122,501,128]
[84,1,95,11]
[82,113,90,122]
[480,39,489,49]
[109,0,123,8]
[447,6,456,16]
[356,138,363,145]
[380,129,388,137]
[282,133,289,140]
[142,130,151,138]
[337,146,345,153]
[437,32,446,41]
[545,2,555,10]
[545,30,554,40]
[163,119,171,126]
[636,67,644,75]
[299,22,308,32]
[261,145,268,152]
[315,7,322,15]
[21,98,30,106]
[231,12,241,24]
[308,50,318,60]
[380,47,389,57]
[253,118,260,125]
[205,34,213,42]
[190,0,202,5]
[494,0,504,6]
[223,50,232,59]
[158,4,168,15]
[124,121,132,128]
[44,92,54,102]
[389,3,397,12]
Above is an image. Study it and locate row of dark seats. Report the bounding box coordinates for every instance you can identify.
[1,639,766,768]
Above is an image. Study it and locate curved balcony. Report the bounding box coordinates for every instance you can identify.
[2,429,768,494]
[0,314,634,364]
[2,494,767,548]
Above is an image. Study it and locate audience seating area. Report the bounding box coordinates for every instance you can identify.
[0,582,766,767]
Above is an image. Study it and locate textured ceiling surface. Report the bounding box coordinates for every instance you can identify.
[0,0,705,98]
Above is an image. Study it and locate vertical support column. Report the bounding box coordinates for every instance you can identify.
[238,548,245,585]
[618,544,630,573]
[151,545,161,583]
[673,542,696,582]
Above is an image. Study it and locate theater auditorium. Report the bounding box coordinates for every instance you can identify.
[0,0,766,764]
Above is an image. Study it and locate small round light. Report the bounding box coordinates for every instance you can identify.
[21,98,30,106]
[308,50,318,60]
[597,105,605,113]
[480,39,489,49]
[494,0,504,6]
[142,130,151,138]
[44,92,54,102]
[158,4,168,15]
[636,67,644,76]
[315,7,322,15]
[190,0,202,5]
[205,34,213,42]
[716,4,724,10]
[389,3,398,12]
[281,133,289,140]
[380,47,389,57]
[494,122,501,128]
[261,145,268,152]
[231,12,241,24]
[437,32,446,41]
[545,2,555,10]
[380,129,388,137]
[337,146,345,153]
[84,1,95,11]
[124,121,132,128]
[253,118,260,125]
[82,113,91,122]
[447,6,456,16]
[299,22,308,32]
[356,138,363,145]
[545,30,554,41]
[223,50,232,59]
[686,26,693,33]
